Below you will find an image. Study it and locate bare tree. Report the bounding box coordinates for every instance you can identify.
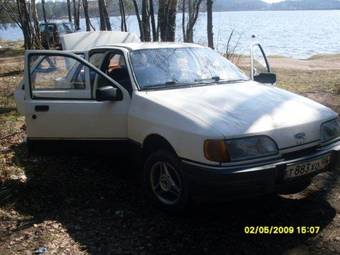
[1,0,40,48]
[41,0,47,23]
[119,0,127,31]
[98,0,106,30]
[142,0,151,41]
[98,0,111,30]
[30,0,40,40]
[225,30,242,64]
[207,0,214,48]
[82,0,93,31]
[16,0,35,48]
[72,0,80,30]
[149,0,157,41]
[67,0,72,22]
[132,0,144,40]
[103,0,111,30]
[182,0,186,41]
[158,0,178,42]
[182,0,202,42]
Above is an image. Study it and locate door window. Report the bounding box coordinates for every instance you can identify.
[29,54,90,99]
[89,50,132,94]
[100,52,132,93]
[251,44,270,78]
[28,52,123,100]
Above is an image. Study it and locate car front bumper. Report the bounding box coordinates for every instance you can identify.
[181,141,340,200]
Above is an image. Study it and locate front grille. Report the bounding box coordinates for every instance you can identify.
[282,146,319,160]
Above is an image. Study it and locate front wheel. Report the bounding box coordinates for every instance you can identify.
[143,150,190,212]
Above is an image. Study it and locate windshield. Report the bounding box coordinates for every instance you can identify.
[130,47,248,90]
[63,22,75,33]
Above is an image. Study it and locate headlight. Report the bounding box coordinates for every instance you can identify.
[204,136,278,163]
[321,118,340,143]
[204,140,230,162]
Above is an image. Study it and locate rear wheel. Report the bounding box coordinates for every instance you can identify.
[143,150,189,212]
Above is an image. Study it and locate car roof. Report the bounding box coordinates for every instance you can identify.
[95,42,204,51]
[61,31,205,51]
[61,31,141,51]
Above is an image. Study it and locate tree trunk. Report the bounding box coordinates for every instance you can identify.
[182,0,186,41]
[187,0,193,42]
[75,0,81,30]
[158,0,178,42]
[119,0,127,32]
[132,0,144,40]
[185,0,202,43]
[82,0,91,31]
[98,0,106,30]
[207,0,214,48]
[149,0,157,41]
[41,0,47,23]
[17,0,32,49]
[67,0,72,22]
[142,0,151,41]
[30,0,40,42]
[167,0,178,42]
[103,0,111,31]
[72,0,79,30]
[158,1,166,41]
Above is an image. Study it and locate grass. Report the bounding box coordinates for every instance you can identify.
[0,40,24,58]
[276,69,340,95]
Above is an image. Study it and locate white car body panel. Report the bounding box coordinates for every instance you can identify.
[127,82,337,164]
[128,91,223,163]
[14,41,339,166]
[22,50,131,139]
[24,99,130,139]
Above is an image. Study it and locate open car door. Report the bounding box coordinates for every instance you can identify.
[250,43,276,85]
[23,50,130,141]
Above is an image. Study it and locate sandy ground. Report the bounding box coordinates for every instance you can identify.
[270,54,340,71]
[0,45,339,254]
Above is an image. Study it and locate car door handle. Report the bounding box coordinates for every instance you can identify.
[35,105,49,112]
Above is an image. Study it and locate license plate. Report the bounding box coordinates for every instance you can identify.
[285,154,331,179]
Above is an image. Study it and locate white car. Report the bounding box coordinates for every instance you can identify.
[15,32,340,211]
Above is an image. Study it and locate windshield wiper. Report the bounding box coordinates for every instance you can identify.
[142,81,189,90]
[216,79,248,84]
[194,76,221,83]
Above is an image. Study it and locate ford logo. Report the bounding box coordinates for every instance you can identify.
[294,132,306,145]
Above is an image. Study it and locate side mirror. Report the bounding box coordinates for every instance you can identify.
[96,86,123,101]
[254,72,276,84]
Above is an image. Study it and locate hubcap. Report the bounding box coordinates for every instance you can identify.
[150,161,182,205]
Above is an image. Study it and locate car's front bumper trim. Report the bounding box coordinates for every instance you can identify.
[181,141,340,200]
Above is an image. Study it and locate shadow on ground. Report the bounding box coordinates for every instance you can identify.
[0,141,339,254]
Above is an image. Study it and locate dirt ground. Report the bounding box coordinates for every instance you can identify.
[0,42,340,254]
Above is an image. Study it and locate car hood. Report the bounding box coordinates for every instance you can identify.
[142,81,337,150]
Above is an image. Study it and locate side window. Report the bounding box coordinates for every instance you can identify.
[89,50,133,94]
[57,24,65,33]
[29,54,90,99]
[89,52,106,68]
[100,52,132,93]
[89,52,106,88]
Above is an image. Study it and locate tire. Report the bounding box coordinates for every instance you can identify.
[143,150,190,212]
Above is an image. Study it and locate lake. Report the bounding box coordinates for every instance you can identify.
[1,10,340,59]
